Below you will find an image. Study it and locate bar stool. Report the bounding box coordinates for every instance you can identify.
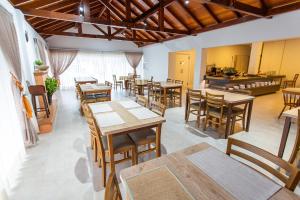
[28,85,50,118]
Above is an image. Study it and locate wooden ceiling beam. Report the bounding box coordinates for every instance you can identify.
[92,25,108,36]
[21,8,189,35]
[97,0,125,20]
[267,2,300,16]
[200,0,267,18]
[39,31,158,43]
[133,0,176,23]
[16,0,70,10]
[158,0,164,31]
[177,0,204,27]
[125,0,131,21]
[202,3,221,23]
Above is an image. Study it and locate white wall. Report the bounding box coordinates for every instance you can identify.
[47,24,142,52]
[142,10,300,88]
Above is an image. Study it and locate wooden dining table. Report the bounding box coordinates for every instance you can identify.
[79,83,112,101]
[88,100,166,172]
[120,143,299,200]
[278,107,300,164]
[185,88,255,138]
[74,76,98,84]
[135,79,149,95]
[160,81,183,107]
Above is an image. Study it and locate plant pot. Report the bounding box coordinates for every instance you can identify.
[47,93,52,105]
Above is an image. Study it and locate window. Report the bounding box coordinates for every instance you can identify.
[60,51,143,89]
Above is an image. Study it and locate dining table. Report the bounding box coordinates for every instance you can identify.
[88,100,166,172]
[74,76,98,84]
[120,143,299,200]
[79,83,112,101]
[160,81,183,107]
[185,88,255,138]
[135,79,149,95]
[278,107,300,165]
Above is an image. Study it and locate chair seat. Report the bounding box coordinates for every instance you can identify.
[102,134,135,154]
[208,106,244,118]
[128,129,156,146]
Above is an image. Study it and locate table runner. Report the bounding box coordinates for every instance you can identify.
[128,107,159,120]
[187,147,281,200]
[118,100,141,109]
[89,103,112,113]
[94,112,125,127]
[126,166,194,200]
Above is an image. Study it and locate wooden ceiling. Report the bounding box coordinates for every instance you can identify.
[10,0,300,47]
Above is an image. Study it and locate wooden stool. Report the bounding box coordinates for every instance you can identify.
[28,85,50,118]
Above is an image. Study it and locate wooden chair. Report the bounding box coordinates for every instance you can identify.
[283,74,299,88]
[186,89,206,128]
[171,80,183,106]
[278,90,300,119]
[129,80,138,96]
[105,172,122,200]
[226,137,300,191]
[113,75,123,90]
[230,103,248,135]
[135,95,148,107]
[82,103,137,186]
[204,92,225,131]
[128,101,166,163]
[166,78,173,83]
[152,82,162,103]
[289,109,300,165]
[28,85,50,118]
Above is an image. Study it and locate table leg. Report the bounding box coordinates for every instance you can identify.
[184,92,189,121]
[163,88,167,106]
[156,124,162,157]
[179,86,182,107]
[246,100,253,132]
[278,117,292,158]
[289,125,300,164]
[107,135,115,172]
[225,104,233,139]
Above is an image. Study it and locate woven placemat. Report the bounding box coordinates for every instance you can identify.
[126,166,194,200]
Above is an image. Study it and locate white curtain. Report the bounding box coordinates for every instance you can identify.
[0,49,25,194]
[60,51,143,89]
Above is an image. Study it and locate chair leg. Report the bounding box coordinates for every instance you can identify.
[204,116,208,131]
[278,105,287,119]
[32,95,37,117]
[132,147,137,165]
[186,106,190,123]
[102,160,106,187]
[93,138,98,162]
[231,116,236,135]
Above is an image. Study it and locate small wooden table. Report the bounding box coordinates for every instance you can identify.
[74,76,98,84]
[278,107,300,164]
[160,82,183,107]
[185,88,255,138]
[79,84,112,101]
[120,143,299,200]
[89,100,166,172]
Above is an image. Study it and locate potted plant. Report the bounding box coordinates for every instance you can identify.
[223,67,238,77]
[34,59,49,71]
[45,77,58,105]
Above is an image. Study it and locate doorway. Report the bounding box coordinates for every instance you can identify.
[168,49,195,90]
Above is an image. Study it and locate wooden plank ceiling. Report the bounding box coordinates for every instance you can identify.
[10,0,300,47]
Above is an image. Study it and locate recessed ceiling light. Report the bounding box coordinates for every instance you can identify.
[184,0,189,5]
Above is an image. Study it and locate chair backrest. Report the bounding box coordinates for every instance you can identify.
[282,90,300,107]
[113,75,117,82]
[152,82,161,96]
[226,138,300,191]
[150,100,166,117]
[105,172,122,200]
[136,95,148,107]
[293,74,299,82]
[82,102,106,158]
[28,85,46,95]
[175,80,183,85]
[166,78,173,83]
[105,81,112,87]
[188,89,202,103]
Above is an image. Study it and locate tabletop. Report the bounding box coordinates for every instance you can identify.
[197,88,255,104]
[282,107,300,119]
[135,80,149,86]
[88,100,165,136]
[160,81,182,89]
[79,84,111,93]
[74,76,97,83]
[283,88,300,94]
[120,143,300,200]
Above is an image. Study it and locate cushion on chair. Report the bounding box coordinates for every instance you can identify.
[102,134,135,154]
[128,129,156,146]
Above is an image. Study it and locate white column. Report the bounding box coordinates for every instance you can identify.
[248,42,263,74]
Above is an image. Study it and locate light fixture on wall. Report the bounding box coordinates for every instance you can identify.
[25,31,29,42]
[184,0,190,5]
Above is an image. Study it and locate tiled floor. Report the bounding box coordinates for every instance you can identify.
[9,89,299,200]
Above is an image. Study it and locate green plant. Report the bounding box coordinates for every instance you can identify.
[45,77,59,96]
[34,59,43,66]
[223,67,237,75]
